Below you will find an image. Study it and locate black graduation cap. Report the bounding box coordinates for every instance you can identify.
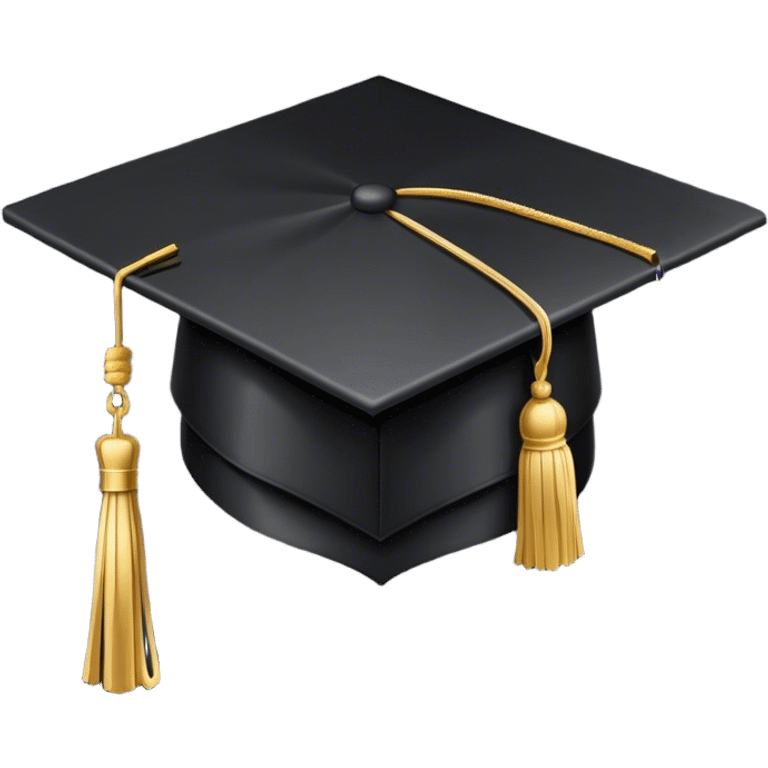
[4,76,764,692]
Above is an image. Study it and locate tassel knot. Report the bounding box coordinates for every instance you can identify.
[105,346,132,386]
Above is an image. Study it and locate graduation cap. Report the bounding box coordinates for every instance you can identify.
[4,76,764,692]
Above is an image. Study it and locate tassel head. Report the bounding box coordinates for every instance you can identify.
[514,381,584,570]
[518,381,567,448]
[97,432,139,487]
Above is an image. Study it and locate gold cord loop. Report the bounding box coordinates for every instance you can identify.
[106,387,130,419]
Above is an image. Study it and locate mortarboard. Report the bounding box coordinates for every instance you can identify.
[3,76,764,692]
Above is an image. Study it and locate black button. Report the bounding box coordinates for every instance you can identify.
[350,184,397,213]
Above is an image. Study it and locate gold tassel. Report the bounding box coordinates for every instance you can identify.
[83,244,177,692]
[82,395,160,692]
[386,188,658,570]
[514,380,583,570]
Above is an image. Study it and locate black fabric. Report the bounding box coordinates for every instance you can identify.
[171,312,601,540]
[3,76,763,580]
[180,417,596,584]
[4,76,763,414]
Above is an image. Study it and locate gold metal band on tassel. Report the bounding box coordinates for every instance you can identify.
[518,436,567,452]
[99,469,138,492]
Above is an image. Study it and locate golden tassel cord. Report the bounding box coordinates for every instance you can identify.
[388,190,655,570]
[395,187,657,263]
[83,244,177,692]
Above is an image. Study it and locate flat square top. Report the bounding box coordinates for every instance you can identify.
[4,76,763,414]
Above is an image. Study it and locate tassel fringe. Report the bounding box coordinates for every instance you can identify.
[515,442,584,569]
[82,489,159,691]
